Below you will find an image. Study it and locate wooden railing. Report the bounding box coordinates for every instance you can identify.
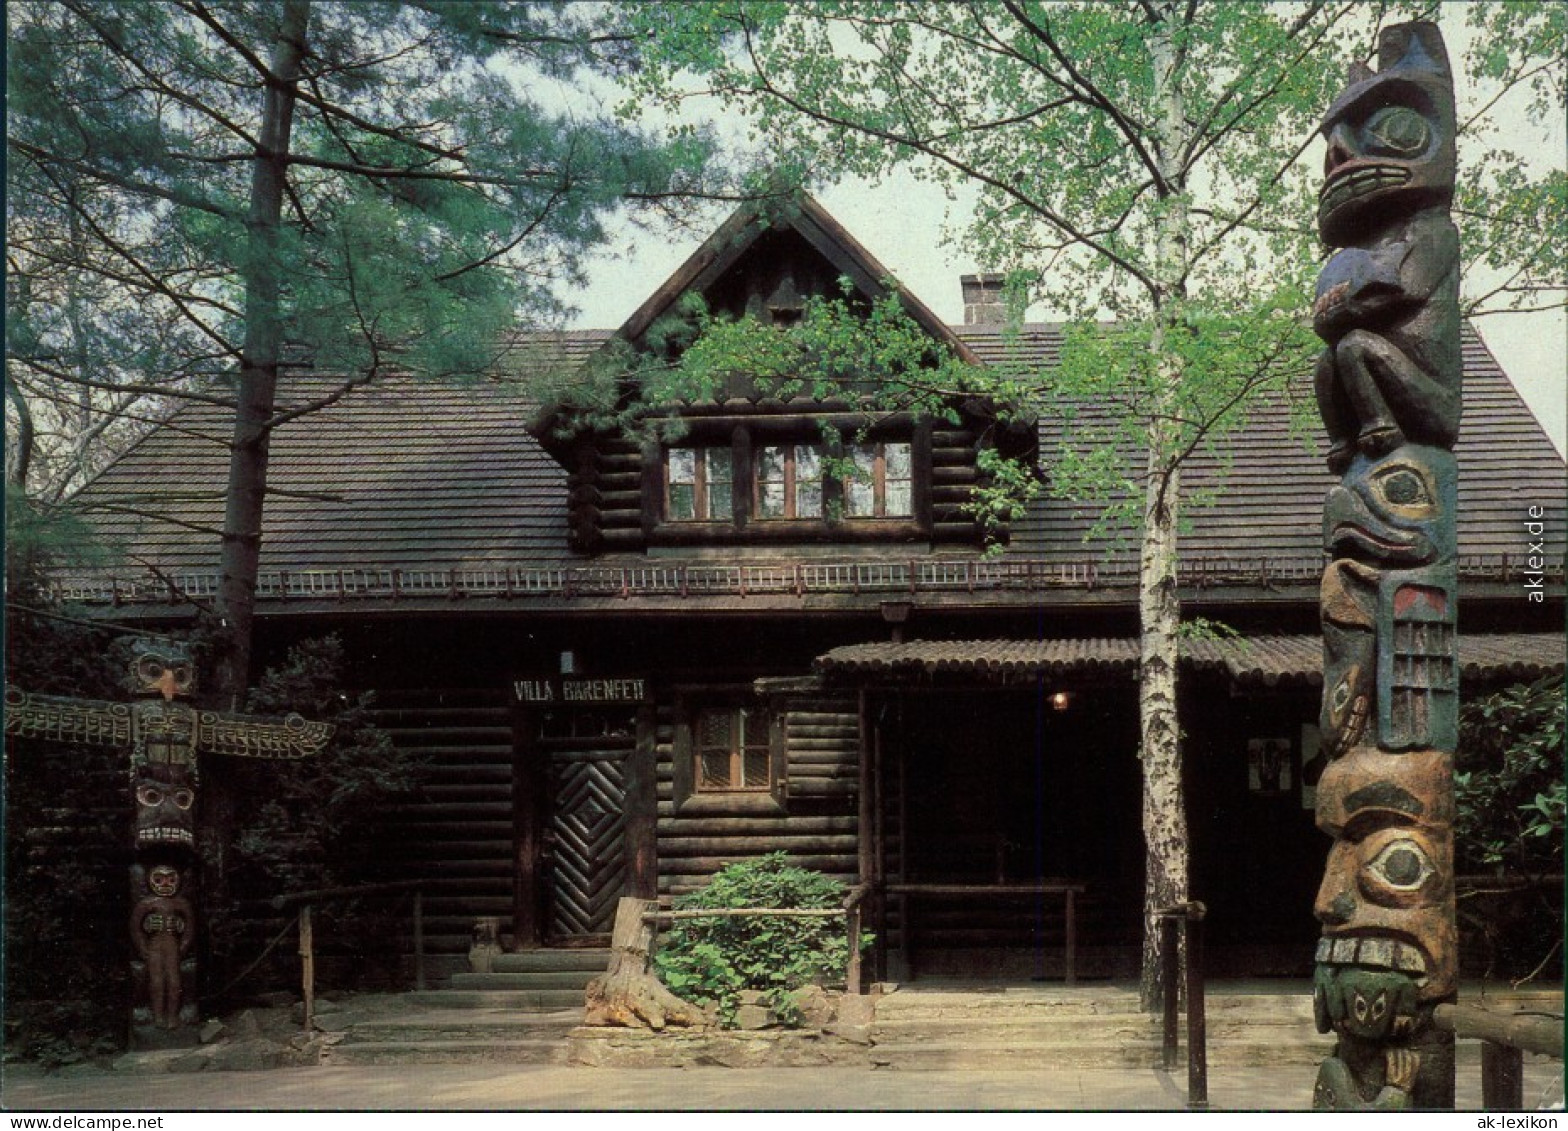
[1156,901,1208,1112]
[1434,1002,1564,1110]
[884,880,1086,985]
[49,552,1553,608]
[270,879,427,1031]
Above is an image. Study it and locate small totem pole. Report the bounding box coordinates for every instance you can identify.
[1309,22,1460,1111]
[5,640,332,1046]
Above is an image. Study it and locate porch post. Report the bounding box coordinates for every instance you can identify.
[625,704,659,899]
[511,705,547,949]
[857,689,879,985]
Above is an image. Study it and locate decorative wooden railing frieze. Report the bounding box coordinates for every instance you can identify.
[43,553,1558,608]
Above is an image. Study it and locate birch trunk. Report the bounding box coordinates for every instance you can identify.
[1139,4,1192,1011]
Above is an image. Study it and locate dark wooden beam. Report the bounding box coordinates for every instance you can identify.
[510,705,547,949]
[625,705,658,900]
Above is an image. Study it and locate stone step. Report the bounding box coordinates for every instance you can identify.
[492,949,610,974]
[328,1038,567,1066]
[872,990,1318,1023]
[870,1016,1161,1043]
[401,988,587,1011]
[449,971,599,991]
[867,1037,1167,1070]
[342,1008,582,1044]
[868,1015,1318,1044]
[872,990,1146,1020]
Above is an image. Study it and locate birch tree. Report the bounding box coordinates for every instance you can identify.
[626,0,1565,1004]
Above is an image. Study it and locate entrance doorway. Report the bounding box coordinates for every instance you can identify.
[877,685,1142,977]
[535,710,637,944]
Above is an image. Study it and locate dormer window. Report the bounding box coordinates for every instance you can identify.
[655,427,927,537]
[756,444,824,520]
[844,442,913,518]
[666,447,732,521]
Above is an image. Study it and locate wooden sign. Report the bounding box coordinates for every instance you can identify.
[511,676,648,706]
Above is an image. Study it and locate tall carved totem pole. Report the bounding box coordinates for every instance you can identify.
[6,640,332,1047]
[1309,22,1460,1111]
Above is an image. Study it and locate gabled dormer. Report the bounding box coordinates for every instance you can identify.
[531,194,1034,554]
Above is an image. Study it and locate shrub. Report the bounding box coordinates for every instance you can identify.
[3,604,133,1059]
[206,635,419,996]
[1454,675,1564,982]
[653,853,869,1027]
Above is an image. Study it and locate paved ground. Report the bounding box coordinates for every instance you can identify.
[3,1058,1561,1112]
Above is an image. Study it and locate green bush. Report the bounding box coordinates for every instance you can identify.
[3,604,133,1060]
[652,853,869,1027]
[1454,675,1564,982]
[206,635,419,996]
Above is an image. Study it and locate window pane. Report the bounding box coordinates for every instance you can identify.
[699,711,732,749]
[705,449,732,486]
[669,483,695,520]
[759,482,786,518]
[743,749,770,790]
[796,446,822,481]
[885,442,912,478]
[704,449,732,520]
[795,447,823,517]
[707,482,732,519]
[885,480,912,517]
[845,477,875,516]
[796,482,822,518]
[668,448,696,483]
[700,749,733,790]
[758,447,785,483]
[844,446,876,516]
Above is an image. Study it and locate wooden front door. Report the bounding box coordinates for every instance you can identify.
[514,696,655,950]
[541,723,635,941]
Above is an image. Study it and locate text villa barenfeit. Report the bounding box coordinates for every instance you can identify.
[512,677,648,704]
[1525,505,1549,603]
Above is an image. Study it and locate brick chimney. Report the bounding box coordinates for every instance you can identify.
[961,273,1007,325]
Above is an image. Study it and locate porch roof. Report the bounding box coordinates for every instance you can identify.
[814,633,1566,687]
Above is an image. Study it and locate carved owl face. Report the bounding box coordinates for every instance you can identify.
[1318,21,1455,246]
[125,640,196,701]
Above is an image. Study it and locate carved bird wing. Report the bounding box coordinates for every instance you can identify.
[4,685,133,748]
[194,709,334,760]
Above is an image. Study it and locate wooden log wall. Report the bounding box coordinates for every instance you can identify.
[656,693,863,896]
[371,689,514,955]
[567,434,646,553]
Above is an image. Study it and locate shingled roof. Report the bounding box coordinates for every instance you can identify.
[815,633,1568,686]
[58,319,1564,609]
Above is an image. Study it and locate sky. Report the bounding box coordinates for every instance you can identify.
[560,7,1567,458]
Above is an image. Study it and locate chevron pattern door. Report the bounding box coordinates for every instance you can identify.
[545,746,630,940]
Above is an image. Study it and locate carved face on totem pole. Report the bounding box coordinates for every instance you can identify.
[1314,747,1457,1009]
[1311,20,1460,1110]
[124,640,201,849]
[124,639,197,702]
[133,762,197,850]
[1324,445,1455,568]
[1318,22,1456,247]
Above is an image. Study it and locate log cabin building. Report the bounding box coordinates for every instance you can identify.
[57,195,1566,982]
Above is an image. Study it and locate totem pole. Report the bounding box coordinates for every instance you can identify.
[1309,22,1460,1111]
[5,640,332,1046]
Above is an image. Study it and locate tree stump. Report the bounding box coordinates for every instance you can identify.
[583,897,706,1029]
